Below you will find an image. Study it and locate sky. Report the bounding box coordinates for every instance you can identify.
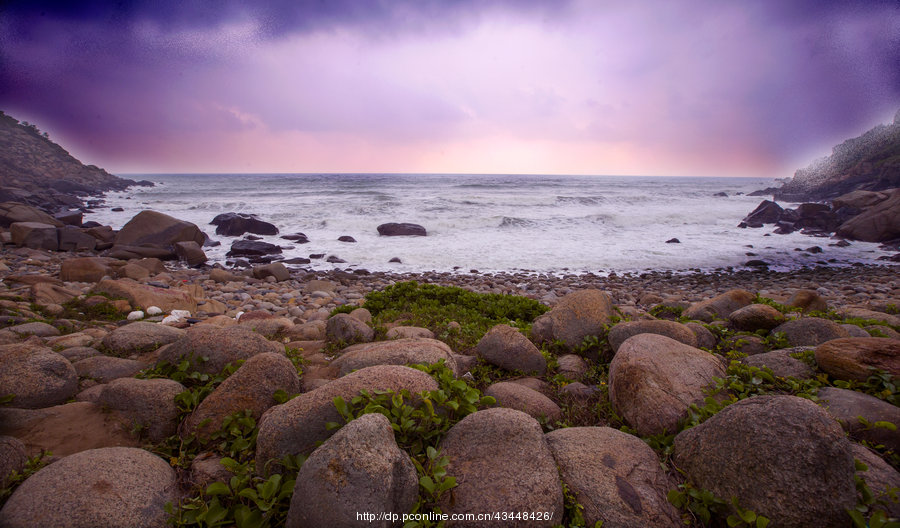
[1,0,898,177]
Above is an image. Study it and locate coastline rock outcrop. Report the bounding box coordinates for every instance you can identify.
[376,223,427,236]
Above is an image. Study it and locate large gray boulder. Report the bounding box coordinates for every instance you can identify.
[183,352,300,441]
[531,289,615,351]
[741,348,816,379]
[72,356,144,383]
[476,324,546,374]
[770,317,851,347]
[484,381,562,423]
[100,321,185,357]
[817,387,900,453]
[437,408,563,527]
[325,313,374,345]
[0,344,77,409]
[609,334,725,436]
[546,427,680,528]
[256,365,438,468]
[97,378,185,443]
[0,447,177,528]
[115,210,205,248]
[682,289,755,322]
[286,413,418,528]
[332,338,457,377]
[727,303,785,331]
[673,395,857,528]
[608,320,698,354]
[815,337,900,381]
[158,325,282,375]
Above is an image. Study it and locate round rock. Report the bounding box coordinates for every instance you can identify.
[815,337,900,381]
[158,325,283,374]
[484,381,562,423]
[332,338,457,377]
[100,322,184,356]
[0,344,77,409]
[608,320,698,354]
[476,324,546,375]
[770,317,851,347]
[531,289,615,351]
[0,447,177,528]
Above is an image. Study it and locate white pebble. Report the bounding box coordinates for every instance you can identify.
[127,311,144,321]
[235,311,244,321]
[161,315,181,325]
[146,306,163,315]
[170,309,191,319]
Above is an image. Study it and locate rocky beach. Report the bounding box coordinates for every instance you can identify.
[1,109,900,527]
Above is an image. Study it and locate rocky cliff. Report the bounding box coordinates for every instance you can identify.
[774,109,900,201]
[0,111,149,212]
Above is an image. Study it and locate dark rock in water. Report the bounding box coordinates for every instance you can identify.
[212,212,279,237]
[80,220,102,228]
[115,210,206,249]
[806,246,823,254]
[309,253,325,259]
[174,241,207,267]
[748,187,779,196]
[283,257,311,264]
[326,255,347,263]
[281,233,309,243]
[829,239,851,247]
[228,259,251,268]
[111,207,124,212]
[745,260,769,268]
[665,238,680,244]
[773,221,796,234]
[377,222,426,236]
[108,244,175,260]
[389,257,402,263]
[338,235,356,243]
[740,200,783,227]
[226,239,282,257]
[244,235,263,241]
[713,192,728,197]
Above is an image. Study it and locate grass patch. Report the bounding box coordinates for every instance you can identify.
[332,281,549,353]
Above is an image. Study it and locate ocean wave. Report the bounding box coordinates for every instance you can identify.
[499,216,540,228]
[555,195,606,205]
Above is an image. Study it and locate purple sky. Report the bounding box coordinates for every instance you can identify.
[1,0,898,176]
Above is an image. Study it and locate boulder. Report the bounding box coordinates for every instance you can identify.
[212,213,279,237]
[531,289,615,351]
[484,381,562,423]
[115,210,205,248]
[72,356,144,383]
[838,307,900,327]
[286,413,418,528]
[0,344,77,409]
[685,322,717,350]
[376,222,427,236]
[817,387,900,453]
[107,244,175,260]
[119,262,150,280]
[786,289,828,313]
[852,444,900,519]
[226,239,282,257]
[546,427,680,528]
[93,278,198,312]
[815,337,900,381]
[437,408,563,526]
[100,321,184,356]
[252,262,290,281]
[833,189,892,210]
[608,320,698,354]
[97,378,185,443]
[0,436,27,488]
[8,321,59,337]
[174,240,207,266]
[837,188,900,242]
[332,338,457,377]
[325,313,374,345]
[741,348,816,379]
[673,395,857,528]
[771,317,851,346]
[609,334,725,436]
[158,325,282,375]
[256,365,438,466]
[183,353,300,441]
[683,289,755,322]
[476,324,546,374]
[0,202,63,228]
[727,303,784,331]
[385,326,434,340]
[0,447,177,528]
[57,227,97,251]
[209,267,242,283]
[740,200,783,226]
[238,316,294,339]
[0,401,139,457]
[31,282,80,305]
[10,222,58,250]
[60,257,114,283]
[557,353,588,380]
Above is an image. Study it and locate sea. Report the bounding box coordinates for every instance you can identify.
[89,173,894,275]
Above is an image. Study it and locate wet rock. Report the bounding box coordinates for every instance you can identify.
[377,223,427,236]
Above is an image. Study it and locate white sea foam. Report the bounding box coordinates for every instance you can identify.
[88,173,896,274]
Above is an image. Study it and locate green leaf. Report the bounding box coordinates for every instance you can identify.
[420,475,436,494]
[205,482,232,496]
[756,516,770,528]
[727,515,742,527]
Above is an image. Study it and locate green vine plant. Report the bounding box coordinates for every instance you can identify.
[0,450,52,509]
[328,360,495,527]
[667,483,770,528]
[848,459,900,528]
